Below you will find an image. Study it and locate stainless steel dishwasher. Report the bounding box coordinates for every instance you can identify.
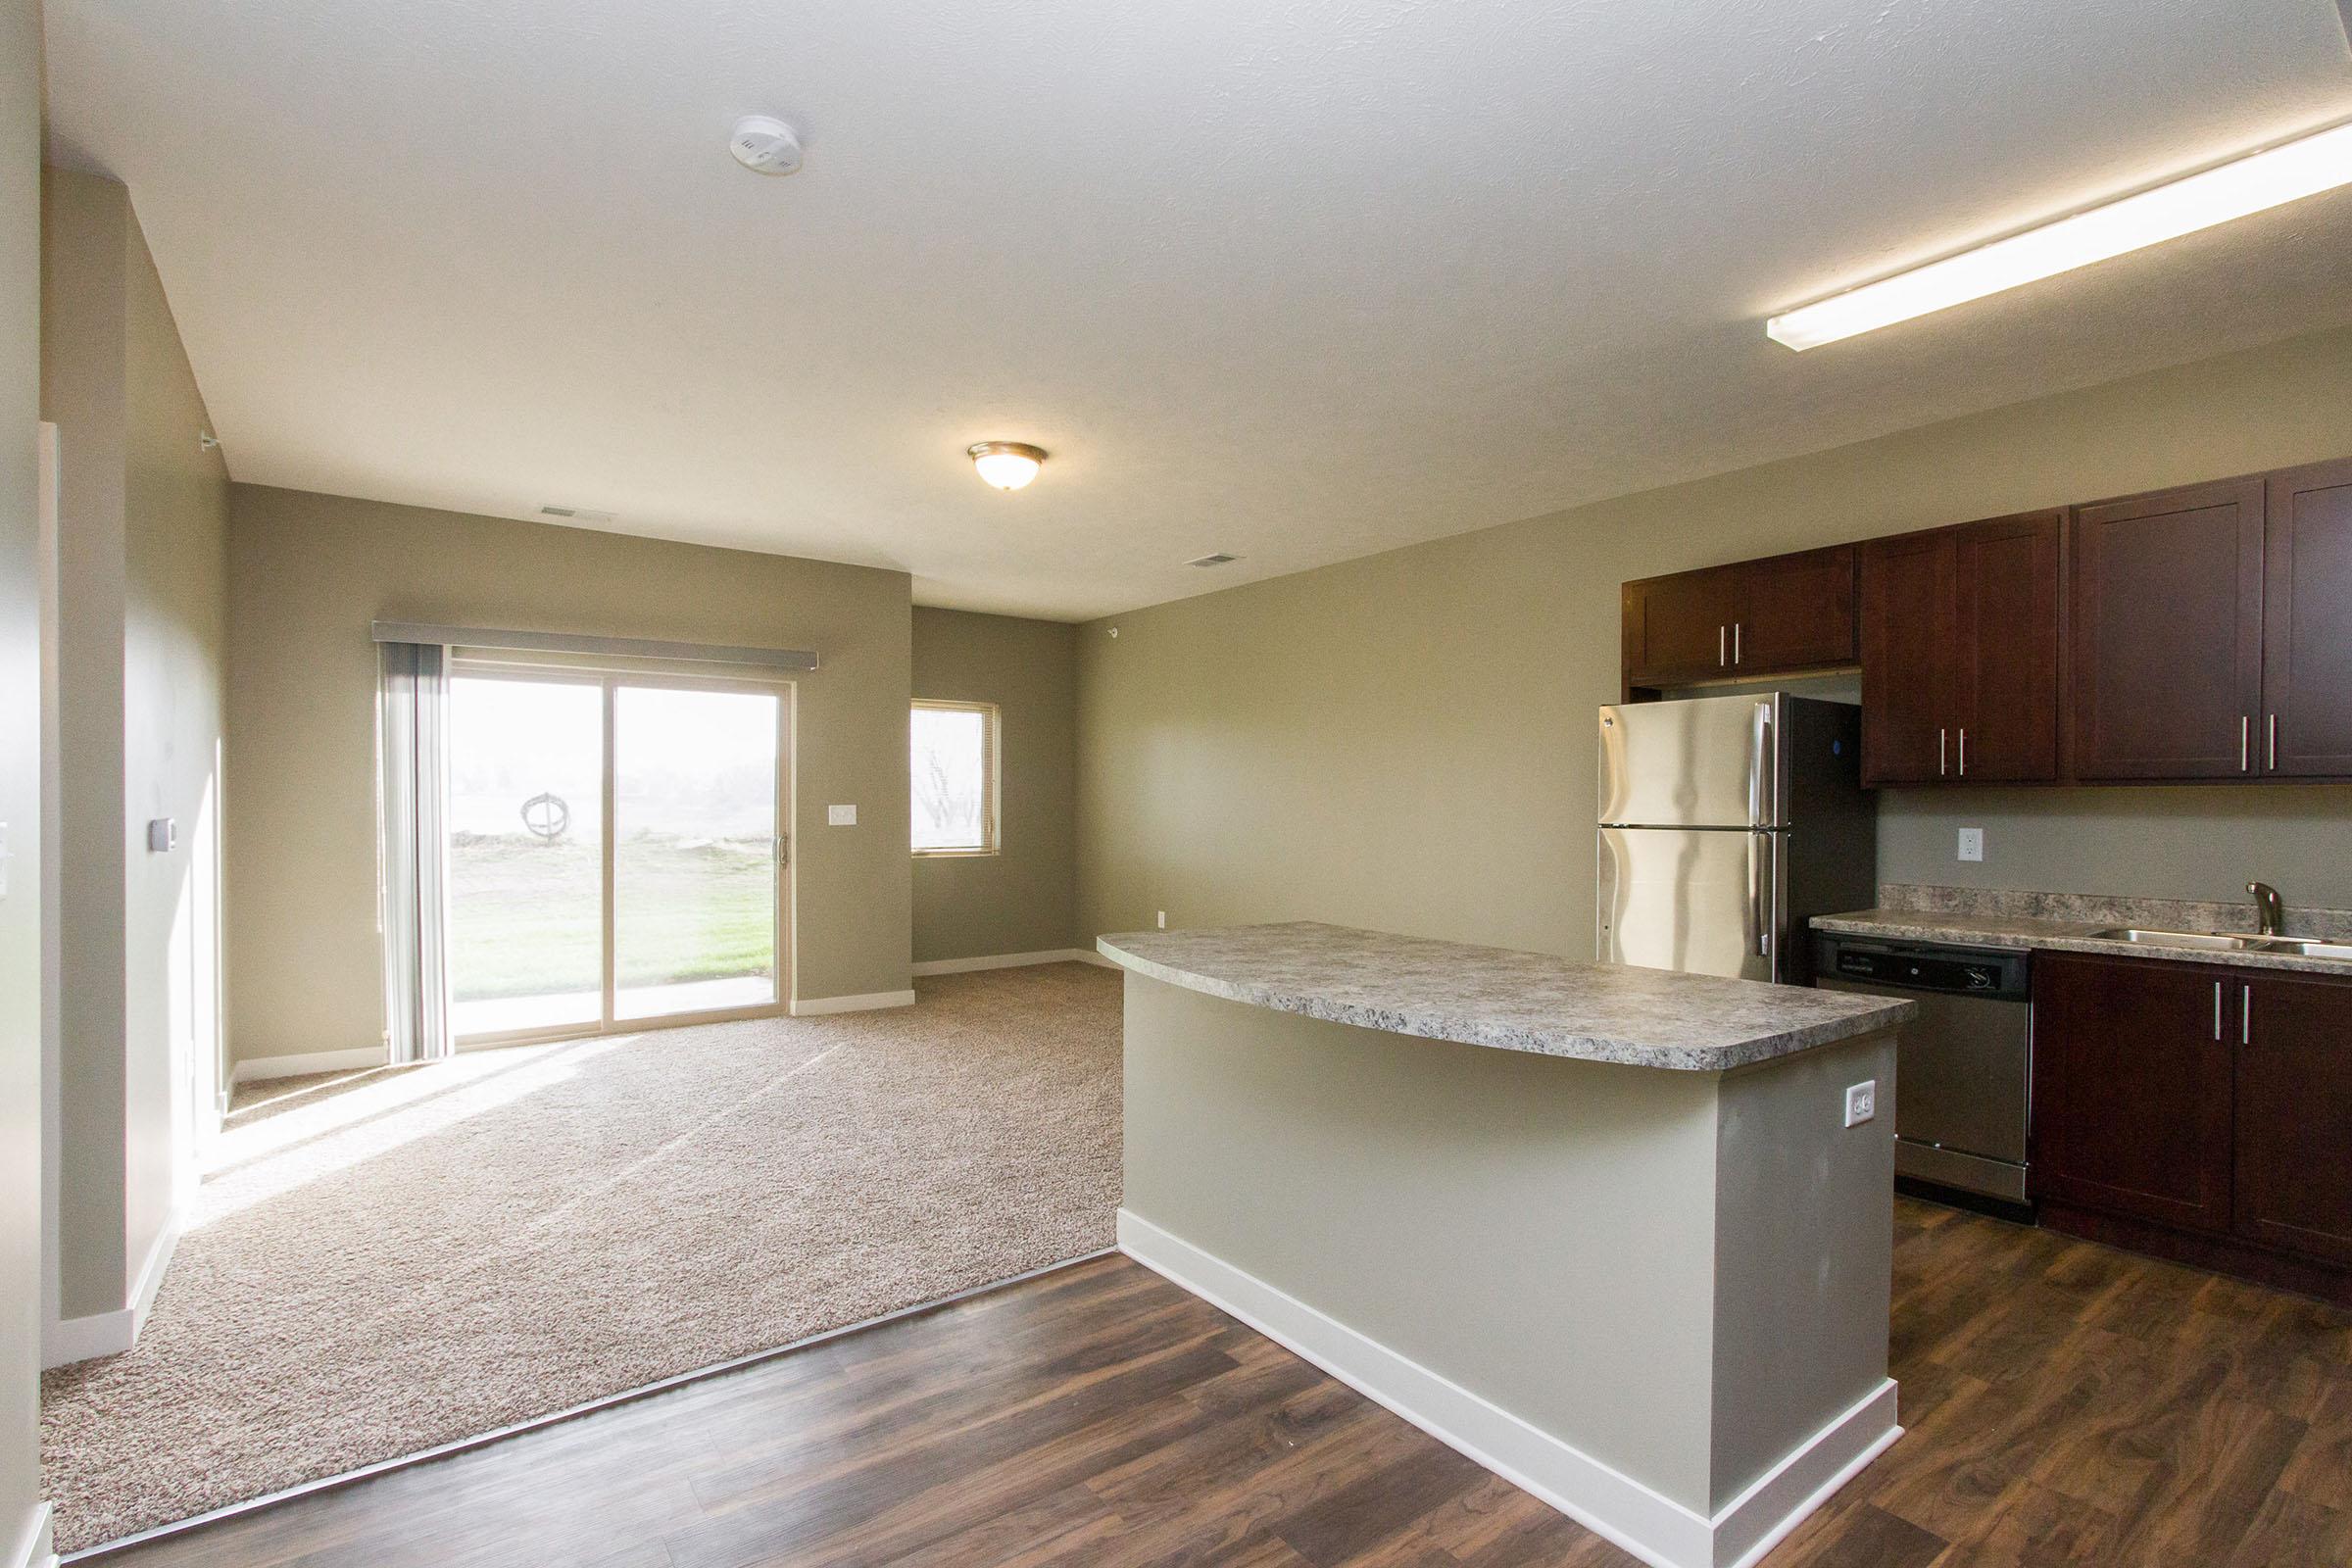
[1813,932,2033,1207]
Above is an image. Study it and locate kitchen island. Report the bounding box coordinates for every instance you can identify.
[1100,921,1914,1568]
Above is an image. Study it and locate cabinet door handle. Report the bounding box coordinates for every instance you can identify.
[2213,981,2222,1041]
[2242,984,2252,1046]
[1958,727,1967,777]
[1719,626,1727,668]
[2268,713,2278,771]
[1734,622,1741,665]
[1938,728,1947,777]
[2240,715,2250,772]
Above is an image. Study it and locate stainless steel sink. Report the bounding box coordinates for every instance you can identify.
[2250,938,2352,960]
[2084,927,2267,951]
[2083,927,2352,962]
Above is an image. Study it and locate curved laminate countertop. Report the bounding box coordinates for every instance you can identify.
[1097,921,1912,1071]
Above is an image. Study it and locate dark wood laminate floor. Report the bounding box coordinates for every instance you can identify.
[87,1199,2352,1568]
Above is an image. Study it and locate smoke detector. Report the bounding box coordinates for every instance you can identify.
[729,116,804,176]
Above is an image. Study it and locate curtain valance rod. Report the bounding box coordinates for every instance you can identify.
[369,621,819,672]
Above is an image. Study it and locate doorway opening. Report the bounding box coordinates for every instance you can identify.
[444,662,790,1043]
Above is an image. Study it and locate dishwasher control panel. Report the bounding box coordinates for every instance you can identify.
[1815,936,2030,1001]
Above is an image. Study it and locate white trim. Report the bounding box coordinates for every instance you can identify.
[44,1203,183,1369]
[789,988,916,1016]
[8,1504,54,1568]
[229,1047,387,1088]
[910,949,1100,976]
[1117,1209,1898,1568]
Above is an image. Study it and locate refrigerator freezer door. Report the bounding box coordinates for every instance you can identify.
[1598,694,1782,828]
[1597,826,1779,982]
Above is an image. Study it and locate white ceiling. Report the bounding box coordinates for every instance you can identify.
[42,0,2352,620]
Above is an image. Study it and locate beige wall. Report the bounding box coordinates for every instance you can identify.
[0,0,49,1550]
[1078,322,2352,956]
[39,169,229,1322]
[911,608,1079,962]
[225,485,913,1062]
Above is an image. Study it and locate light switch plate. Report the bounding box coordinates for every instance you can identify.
[147,817,177,853]
[1844,1080,1877,1128]
[827,804,857,826]
[1156,910,1167,929]
[1956,827,1984,862]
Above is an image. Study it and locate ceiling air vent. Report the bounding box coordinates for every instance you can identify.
[1188,553,1239,567]
[540,505,616,523]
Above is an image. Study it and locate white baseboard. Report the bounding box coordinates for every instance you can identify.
[1117,1209,1898,1568]
[44,1202,184,1369]
[790,988,917,1016]
[7,1503,54,1568]
[911,949,1100,976]
[1073,949,1118,968]
[230,1046,386,1087]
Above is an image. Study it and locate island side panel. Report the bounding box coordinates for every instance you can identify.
[1119,974,1725,1517]
[1707,1030,1900,1519]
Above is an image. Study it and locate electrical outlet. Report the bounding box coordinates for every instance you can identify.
[1844,1080,1877,1128]
[1956,827,1984,862]
[1156,910,1167,929]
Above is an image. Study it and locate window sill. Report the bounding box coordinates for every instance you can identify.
[913,848,1000,859]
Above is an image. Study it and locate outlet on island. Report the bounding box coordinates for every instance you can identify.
[1844,1079,1877,1128]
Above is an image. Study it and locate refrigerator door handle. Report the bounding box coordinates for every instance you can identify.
[1748,701,1777,827]
[1746,833,1770,958]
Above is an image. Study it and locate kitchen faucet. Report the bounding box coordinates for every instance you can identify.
[2248,881,2283,937]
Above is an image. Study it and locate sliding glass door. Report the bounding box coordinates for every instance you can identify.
[614,684,782,1020]
[446,663,787,1043]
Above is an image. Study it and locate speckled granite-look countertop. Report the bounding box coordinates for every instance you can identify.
[1096,921,1912,1071]
[1812,883,2352,976]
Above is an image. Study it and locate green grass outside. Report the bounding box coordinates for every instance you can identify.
[448,832,775,1003]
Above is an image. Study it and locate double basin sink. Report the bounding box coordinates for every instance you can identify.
[2089,927,2352,961]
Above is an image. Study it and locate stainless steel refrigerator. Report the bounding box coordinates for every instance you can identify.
[1596,693,1875,986]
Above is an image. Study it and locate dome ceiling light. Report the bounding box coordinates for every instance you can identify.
[967,441,1047,491]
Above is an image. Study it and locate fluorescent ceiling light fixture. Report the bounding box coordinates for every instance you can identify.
[1767,118,2352,350]
[968,441,1046,491]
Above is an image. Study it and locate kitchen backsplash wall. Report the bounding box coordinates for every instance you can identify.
[1878,784,2352,911]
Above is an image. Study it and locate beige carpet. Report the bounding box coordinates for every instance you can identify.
[41,962,1123,1552]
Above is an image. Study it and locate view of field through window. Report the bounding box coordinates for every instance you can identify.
[447,674,780,1036]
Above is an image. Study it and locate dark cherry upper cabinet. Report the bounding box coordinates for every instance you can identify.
[1623,546,1854,691]
[2234,970,2352,1266]
[1858,530,1952,784]
[1622,566,1741,686]
[1740,546,1859,672]
[2030,951,2235,1237]
[2070,478,2265,780]
[1858,511,2060,786]
[1951,514,2063,781]
[2262,459,2352,777]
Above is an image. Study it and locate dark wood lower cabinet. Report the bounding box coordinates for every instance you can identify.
[2031,950,2352,1300]
[2233,970,2352,1266]
[2031,951,2235,1235]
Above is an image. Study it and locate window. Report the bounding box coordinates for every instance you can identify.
[910,700,998,855]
